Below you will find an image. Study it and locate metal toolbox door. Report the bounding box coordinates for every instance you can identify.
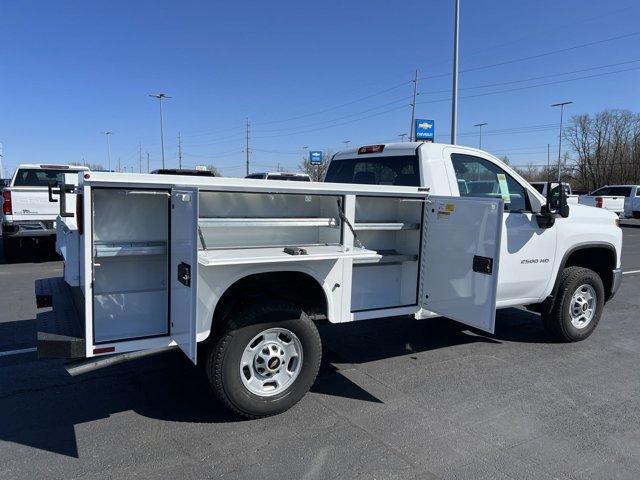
[170,187,199,363]
[420,196,503,333]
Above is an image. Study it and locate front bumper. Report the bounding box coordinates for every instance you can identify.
[610,267,623,300]
[2,220,56,238]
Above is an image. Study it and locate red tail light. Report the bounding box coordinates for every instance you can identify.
[2,191,12,215]
[76,194,84,235]
[358,145,385,154]
[595,197,603,208]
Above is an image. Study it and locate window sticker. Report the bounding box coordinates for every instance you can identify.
[496,173,511,203]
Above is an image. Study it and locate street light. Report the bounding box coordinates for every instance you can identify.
[551,101,573,183]
[473,123,488,149]
[101,131,113,171]
[343,140,351,150]
[450,0,460,145]
[398,133,407,142]
[149,93,171,169]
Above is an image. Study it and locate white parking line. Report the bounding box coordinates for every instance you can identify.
[623,269,640,275]
[0,347,37,357]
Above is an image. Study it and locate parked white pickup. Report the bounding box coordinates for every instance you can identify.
[40,142,621,418]
[578,185,630,217]
[1,164,88,259]
[529,182,579,205]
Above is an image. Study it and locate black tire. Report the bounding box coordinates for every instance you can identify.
[2,237,19,262]
[541,266,605,342]
[207,299,322,419]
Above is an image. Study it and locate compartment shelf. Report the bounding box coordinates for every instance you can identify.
[353,222,419,231]
[94,241,167,258]
[198,217,338,228]
[198,245,377,267]
[353,250,418,265]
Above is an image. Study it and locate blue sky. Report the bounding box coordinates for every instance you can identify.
[1,0,639,177]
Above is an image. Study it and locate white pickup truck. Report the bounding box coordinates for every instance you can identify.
[578,185,629,217]
[37,142,621,418]
[529,182,579,205]
[1,164,89,259]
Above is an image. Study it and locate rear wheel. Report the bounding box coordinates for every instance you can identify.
[207,299,322,418]
[542,266,604,342]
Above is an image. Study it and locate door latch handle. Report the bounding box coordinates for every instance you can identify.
[178,262,191,287]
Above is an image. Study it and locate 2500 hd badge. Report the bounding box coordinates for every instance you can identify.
[521,258,550,264]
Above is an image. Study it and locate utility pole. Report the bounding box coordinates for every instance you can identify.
[138,143,142,173]
[0,142,5,179]
[547,143,551,181]
[474,122,487,149]
[149,93,171,168]
[101,131,113,171]
[245,118,250,176]
[409,69,419,141]
[146,152,150,173]
[117,157,121,173]
[552,101,573,183]
[178,132,183,169]
[450,0,460,145]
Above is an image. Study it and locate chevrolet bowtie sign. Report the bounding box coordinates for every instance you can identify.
[415,119,435,141]
[309,151,323,165]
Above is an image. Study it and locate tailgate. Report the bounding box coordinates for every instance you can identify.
[7,187,60,217]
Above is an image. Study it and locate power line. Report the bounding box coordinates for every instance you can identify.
[419,30,640,81]
[419,59,640,95]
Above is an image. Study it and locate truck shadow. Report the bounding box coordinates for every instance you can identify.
[0,309,549,458]
[0,237,61,265]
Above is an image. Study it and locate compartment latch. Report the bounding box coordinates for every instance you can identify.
[178,262,191,287]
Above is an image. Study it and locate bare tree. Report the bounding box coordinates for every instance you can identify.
[299,150,332,181]
[565,109,640,190]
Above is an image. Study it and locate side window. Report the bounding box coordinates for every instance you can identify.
[451,154,528,212]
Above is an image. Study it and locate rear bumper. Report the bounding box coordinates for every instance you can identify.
[3,220,56,237]
[610,267,623,300]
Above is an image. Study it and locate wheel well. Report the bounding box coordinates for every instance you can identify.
[210,271,328,339]
[563,246,616,300]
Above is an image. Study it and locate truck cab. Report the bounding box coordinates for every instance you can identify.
[325,142,622,312]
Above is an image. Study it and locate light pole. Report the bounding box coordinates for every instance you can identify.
[149,93,171,169]
[343,140,351,150]
[551,101,573,183]
[101,131,113,171]
[398,133,407,142]
[473,122,487,149]
[450,0,460,145]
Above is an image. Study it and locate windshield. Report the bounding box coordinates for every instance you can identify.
[12,168,82,187]
[324,155,420,186]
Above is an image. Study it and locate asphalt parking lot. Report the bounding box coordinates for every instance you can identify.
[1,224,640,480]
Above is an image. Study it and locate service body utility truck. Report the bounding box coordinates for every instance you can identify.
[37,143,621,418]
[1,164,89,259]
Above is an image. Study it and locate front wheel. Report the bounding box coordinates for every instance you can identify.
[207,300,322,418]
[542,266,605,342]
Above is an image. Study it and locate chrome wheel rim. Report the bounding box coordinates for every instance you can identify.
[240,327,303,397]
[569,284,596,329]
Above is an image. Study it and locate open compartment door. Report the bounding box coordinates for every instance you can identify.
[170,187,199,363]
[420,196,503,333]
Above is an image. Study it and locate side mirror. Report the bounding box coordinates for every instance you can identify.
[546,182,570,218]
